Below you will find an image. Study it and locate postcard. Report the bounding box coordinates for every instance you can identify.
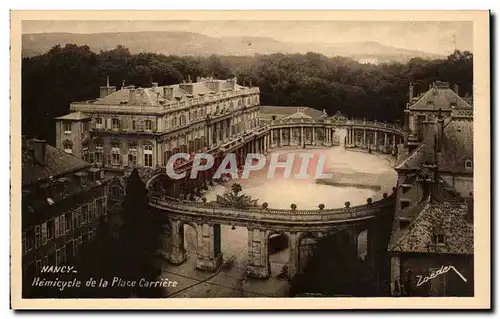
[10,10,490,309]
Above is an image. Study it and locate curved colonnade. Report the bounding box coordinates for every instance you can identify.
[147,117,406,281]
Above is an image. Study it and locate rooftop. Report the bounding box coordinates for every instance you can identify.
[81,77,252,107]
[409,81,473,111]
[438,118,473,173]
[54,111,91,121]
[22,139,90,187]
[259,106,325,119]
[389,201,473,255]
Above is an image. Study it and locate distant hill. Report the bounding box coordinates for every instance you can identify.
[22,31,444,63]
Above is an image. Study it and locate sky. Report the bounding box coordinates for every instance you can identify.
[22,20,472,55]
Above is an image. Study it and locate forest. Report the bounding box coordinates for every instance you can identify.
[21,44,473,144]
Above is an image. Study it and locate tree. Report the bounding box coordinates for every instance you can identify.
[216,183,258,209]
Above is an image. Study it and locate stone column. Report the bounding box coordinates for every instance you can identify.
[384,132,388,152]
[167,219,187,265]
[279,128,282,146]
[247,228,270,279]
[196,223,223,272]
[270,129,274,147]
[301,126,304,146]
[363,129,367,147]
[287,232,300,279]
[374,131,378,151]
[312,127,315,145]
[289,127,292,145]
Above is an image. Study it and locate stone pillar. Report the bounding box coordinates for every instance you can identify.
[374,131,378,151]
[312,127,315,145]
[279,128,282,146]
[196,223,223,272]
[270,129,274,147]
[247,228,270,278]
[287,232,299,279]
[301,126,304,146]
[384,132,388,152]
[363,129,367,147]
[167,220,187,265]
[289,127,292,145]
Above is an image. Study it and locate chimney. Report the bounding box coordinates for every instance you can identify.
[32,139,47,166]
[129,88,136,105]
[409,82,414,104]
[466,192,473,224]
[99,76,116,98]
[436,110,444,153]
[163,86,173,100]
[453,83,459,95]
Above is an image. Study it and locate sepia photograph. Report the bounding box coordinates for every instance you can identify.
[10,10,490,309]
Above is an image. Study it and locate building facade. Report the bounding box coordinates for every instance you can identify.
[388,81,474,296]
[22,138,112,297]
[54,77,261,174]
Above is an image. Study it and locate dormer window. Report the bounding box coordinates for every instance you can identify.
[63,121,72,134]
[434,234,446,246]
[145,120,152,131]
[465,159,473,169]
[62,140,73,154]
[427,101,434,108]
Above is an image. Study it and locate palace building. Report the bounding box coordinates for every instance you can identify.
[54,77,261,175]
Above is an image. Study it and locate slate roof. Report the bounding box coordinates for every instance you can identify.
[90,80,249,107]
[22,139,90,187]
[259,106,325,118]
[389,201,473,255]
[409,82,472,111]
[396,144,426,170]
[54,111,91,121]
[438,118,474,173]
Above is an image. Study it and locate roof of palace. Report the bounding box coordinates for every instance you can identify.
[389,201,473,255]
[409,81,473,111]
[22,139,90,187]
[396,144,426,170]
[88,78,249,107]
[54,111,91,121]
[259,106,325,118]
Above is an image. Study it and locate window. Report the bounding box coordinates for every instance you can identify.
[59,214,66,234]
[82,204,88,224]
[35,225,41,249]
[144,144,153,167]
[41,222,47,245]
[112,118,120,130]
[47,219,54,240]
[111,141,121,166]
[83,121,90,131]
[435,234,446,246]
[96,198,104,216]
[132,120,136,130]
[82,140,89,162]
[61,245,67,263]
[65,212,71,232]
[128,153,137,167]
[465,159,473,169]
[63,140,73,154]
[63,121,72,133]
[95,117,103,125]
[145,120,152,131]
